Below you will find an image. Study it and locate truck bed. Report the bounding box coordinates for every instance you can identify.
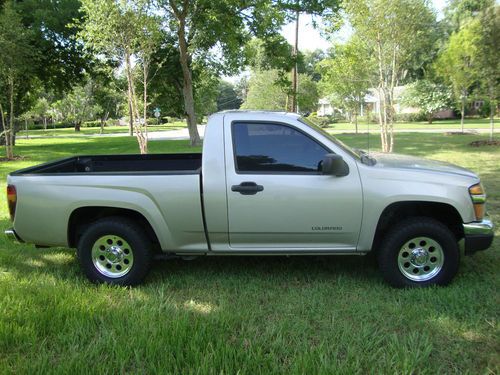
[10,153,202,175]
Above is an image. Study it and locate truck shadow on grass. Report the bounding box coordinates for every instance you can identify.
[148,254,381,286]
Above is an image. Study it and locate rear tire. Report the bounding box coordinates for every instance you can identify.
[377,217,459,288]
[77,217,152,286]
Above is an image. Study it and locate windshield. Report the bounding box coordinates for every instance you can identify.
[298,117,361,160]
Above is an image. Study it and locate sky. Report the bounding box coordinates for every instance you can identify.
[280,0,448,52]
[224,0,448,83]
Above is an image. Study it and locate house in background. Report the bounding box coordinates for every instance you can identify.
[318,85,455,119]
[318,98,334,116]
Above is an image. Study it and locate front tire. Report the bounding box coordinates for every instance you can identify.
[77,217,152,286]
[378,217,460,287]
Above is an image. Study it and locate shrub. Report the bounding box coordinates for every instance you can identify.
[308,114,332,128]
[393,112,428,122]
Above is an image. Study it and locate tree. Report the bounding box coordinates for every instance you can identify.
[91,69,125,133]
[444,0,491,32]
[242,70,318,113]
[435,19,480,133]
[241,70,288,111]
[53,82,101,131]
[13,0,91,94]
[319,38,372,133]
[0,2,35,159]
[234,76,250,104]
[344,0,437,152]
[275,0,341,112]
[400,80,453,124]
[193,66,219,119]
[156,1,285,146]
[79,0,161,153]
[300,49,327,82]
[216,81,242,111]
[147,37,220,121]
[296,75,319,114]
[31,98,51,130]
[475,3,499,141]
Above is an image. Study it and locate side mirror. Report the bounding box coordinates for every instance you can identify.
[322,154,349,177]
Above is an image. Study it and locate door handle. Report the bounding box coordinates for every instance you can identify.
[231,181,264,195]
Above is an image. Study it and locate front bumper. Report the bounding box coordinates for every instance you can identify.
[463,219,494,255]
[4,228,24,243]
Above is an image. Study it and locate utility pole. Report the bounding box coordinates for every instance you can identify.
[290,9,299,113]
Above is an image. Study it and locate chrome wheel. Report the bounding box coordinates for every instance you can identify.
[91,235,134,278]
[397,236,444,282]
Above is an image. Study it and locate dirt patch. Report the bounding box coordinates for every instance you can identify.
[469,140,500,147]
[0,155,27,162]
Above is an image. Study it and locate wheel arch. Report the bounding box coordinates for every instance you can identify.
[68,206,161,250]
[371,201,464,253]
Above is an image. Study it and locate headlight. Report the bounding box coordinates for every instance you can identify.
[469,183,486,221]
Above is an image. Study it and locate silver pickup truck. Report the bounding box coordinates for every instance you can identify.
[5,111,494,287]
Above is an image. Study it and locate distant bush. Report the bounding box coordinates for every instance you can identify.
[27,121,74,130]
[394,112,428,122]
[478,101,491,118]
[162,116,183,124]
[82,120,102,128]
[308,114,334,128]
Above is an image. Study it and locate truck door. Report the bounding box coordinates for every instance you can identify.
[224,116,363,251]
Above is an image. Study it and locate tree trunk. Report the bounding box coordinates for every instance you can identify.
[460,93,466,133]
[0,102,6,149]
[354,112,358,134]
[290,10,299,113]
[43,116,47,130]
[489,85,495,142]
[428,113,433,124]
[128,100,134,136]
[125,50,147,154]
[74,121,81,132]
[176,14,201,146]
[376,34,389,152]
[7,76,15,159]
[143,58,149,144]
[387,45,398,153]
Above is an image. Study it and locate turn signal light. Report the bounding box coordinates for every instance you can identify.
[6,185,17,221]
[469,183,486,221]
[473,204,485,222]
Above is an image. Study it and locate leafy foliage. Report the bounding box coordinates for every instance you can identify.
[14,0,90,93]
[318,37,372,130]
[434,18,480,131]
[0,1,36,157]
[216,81,242,111]
[343,0,438,151]
[242,70,318,113]
[401,80,453,123]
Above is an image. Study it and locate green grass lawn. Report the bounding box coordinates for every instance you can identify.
[22,121,186,137]
[326,118,499,132]
[17,118,500,138]
[0,133,499,373]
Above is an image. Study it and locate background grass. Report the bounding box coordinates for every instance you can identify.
[20,121,186,137]
[0,131,499,374]
[16,118,500,138]
[326,118,500,132]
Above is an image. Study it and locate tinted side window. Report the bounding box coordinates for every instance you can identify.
[232,122,329,173]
